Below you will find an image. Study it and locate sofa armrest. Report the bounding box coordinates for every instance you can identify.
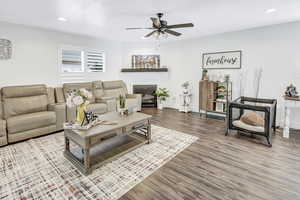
[48,103,66,130]
[96,96,116,102]
[96,96,117,112]
[126,94,141,99]
[126,94,142,111]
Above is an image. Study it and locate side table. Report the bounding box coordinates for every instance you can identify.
[283,97,300,138]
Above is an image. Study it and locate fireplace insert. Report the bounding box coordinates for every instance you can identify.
[133,85,157,108]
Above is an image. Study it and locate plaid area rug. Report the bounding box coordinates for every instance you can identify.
[0,125,198,200]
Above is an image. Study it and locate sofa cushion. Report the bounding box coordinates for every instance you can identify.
[47,87,55,104]
[233,120,265,133]
[7,111,56,134]
[102,80,125,89]
[0,101,3,119]
[104,88,126,98]
[8,125,57,143]
[2,84,49,119]
[92,81,104,100]
[0,119,6,137]
[2,84,47,99]
[87,103,107,114]
[55,87,65,103]
[3,95,48,118]
[63,82,95,103]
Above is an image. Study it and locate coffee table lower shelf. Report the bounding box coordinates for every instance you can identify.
[64,134,148,175]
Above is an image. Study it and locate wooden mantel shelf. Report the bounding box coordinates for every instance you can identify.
[121,68,168,72]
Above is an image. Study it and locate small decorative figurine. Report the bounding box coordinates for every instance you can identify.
[285,84,298,98]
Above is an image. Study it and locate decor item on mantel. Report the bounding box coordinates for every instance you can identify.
[202,50,242,69]
[66,88,92,125]
[121,54,168,72]
[132,55,160,69]
[179,81,192,113]
[155,88,170,110]
[0,39,12,60]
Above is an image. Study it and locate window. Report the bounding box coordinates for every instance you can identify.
[86,51,105,72]
[61,49,84,72]
[60,47,105,73]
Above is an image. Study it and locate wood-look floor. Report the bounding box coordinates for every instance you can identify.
[120,108,300,200]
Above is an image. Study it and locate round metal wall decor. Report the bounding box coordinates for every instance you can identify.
[0,39,12,60]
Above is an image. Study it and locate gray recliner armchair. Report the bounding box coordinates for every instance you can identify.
[1,84,66,143]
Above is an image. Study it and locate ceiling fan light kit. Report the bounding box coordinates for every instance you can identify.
[126,13,194,39]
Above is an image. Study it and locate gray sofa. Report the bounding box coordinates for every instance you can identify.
[59,80,141,122]
[0,80,141,147]
[1,84,66,143]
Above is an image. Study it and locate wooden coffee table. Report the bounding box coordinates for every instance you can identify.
[64,112,152,175]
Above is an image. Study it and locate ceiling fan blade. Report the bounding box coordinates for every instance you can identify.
[166,23,194,29]
[165,29,182,36]
[126,27,154,30]
[151,17,161,27]
[145,30,157,38]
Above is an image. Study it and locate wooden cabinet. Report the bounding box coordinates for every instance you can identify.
[199,80,232,118]
[199,80,217,111]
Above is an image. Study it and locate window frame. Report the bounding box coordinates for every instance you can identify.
[59,45,105,74]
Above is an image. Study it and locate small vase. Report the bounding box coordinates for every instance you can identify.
[76,104,87,124]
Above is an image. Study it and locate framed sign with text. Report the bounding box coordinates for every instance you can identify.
[202,50,242,69]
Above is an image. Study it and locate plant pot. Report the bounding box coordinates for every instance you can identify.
[157,103,163,110]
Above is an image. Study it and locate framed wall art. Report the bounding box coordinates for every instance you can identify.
[0,39,12,60]
[202,50,242,69]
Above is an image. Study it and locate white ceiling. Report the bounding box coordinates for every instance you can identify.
[1,0,300,42]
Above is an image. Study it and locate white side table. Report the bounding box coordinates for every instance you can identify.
[179,93,192,113]
[283,97,300,138]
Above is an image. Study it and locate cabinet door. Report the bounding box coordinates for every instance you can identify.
[199,80,208,111]
[207,81,217,111]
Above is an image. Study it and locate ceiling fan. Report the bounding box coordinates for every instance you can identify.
[126,13,194,38]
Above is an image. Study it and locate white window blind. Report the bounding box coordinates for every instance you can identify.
[61,49,84,72]
[86,51,105,72]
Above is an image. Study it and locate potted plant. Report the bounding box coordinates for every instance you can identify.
[118,95,127,115]
[155,88,170,110]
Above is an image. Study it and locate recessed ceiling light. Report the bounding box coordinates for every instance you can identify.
[141,36,147,39]
[57,17,67,22]
[266,8,277,14]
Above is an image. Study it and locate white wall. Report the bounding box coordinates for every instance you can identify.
[1,21,299,128]
[121,22,300,128]
[0,21,122,87]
